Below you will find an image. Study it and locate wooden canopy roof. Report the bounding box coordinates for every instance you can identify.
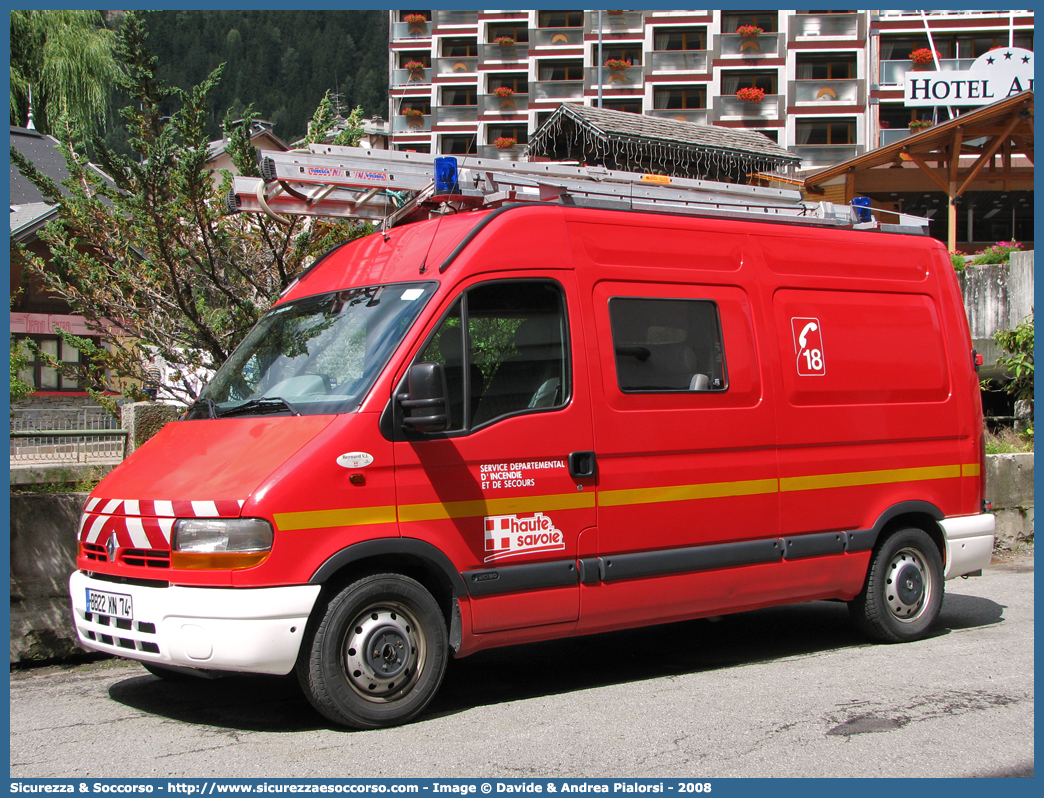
[803,91,1033,250]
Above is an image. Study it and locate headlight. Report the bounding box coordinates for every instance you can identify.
[172,518,273,570]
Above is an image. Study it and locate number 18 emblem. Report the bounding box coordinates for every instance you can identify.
[792,317,825,376]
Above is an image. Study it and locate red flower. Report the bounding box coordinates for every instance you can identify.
[736,25,764,38]
[909,48,936,65]
[736,87,765,103]
[493,137,517,149]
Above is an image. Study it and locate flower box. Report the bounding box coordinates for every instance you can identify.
[403,14,427,25]
[404,60,426,73]
[604,59,632,70]
[909,48,936,65]
[908,120,932,131]
[736,87,765,103]
[402,109,424,119]
[736,25,764,38]
[492,87,515,98]
[494,36,515,46]
[493,137,517,149]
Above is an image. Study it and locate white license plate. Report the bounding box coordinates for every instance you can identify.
[86,588,133,620]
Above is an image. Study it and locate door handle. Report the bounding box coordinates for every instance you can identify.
[568,451,597,480]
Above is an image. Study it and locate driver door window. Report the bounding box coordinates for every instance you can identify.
[418,280,569,432]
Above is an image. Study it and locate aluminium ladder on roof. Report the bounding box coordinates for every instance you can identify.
[225,143,928,233]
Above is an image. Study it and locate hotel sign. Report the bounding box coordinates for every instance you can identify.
[904,47,1033,107]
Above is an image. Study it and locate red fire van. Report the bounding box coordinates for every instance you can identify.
[70,201,995,728]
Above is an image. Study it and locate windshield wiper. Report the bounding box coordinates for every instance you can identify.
[216,396,302,418]
[185,396,217,420]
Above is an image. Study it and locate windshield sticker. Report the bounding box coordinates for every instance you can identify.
[336,452,374,469]
[484,512,564,561]
[400,288,425,301]
[479,459,566,491]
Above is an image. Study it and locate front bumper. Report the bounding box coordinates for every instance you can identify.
[69,571,321,675]
[940,514,995,579]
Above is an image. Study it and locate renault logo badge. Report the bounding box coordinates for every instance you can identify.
[106,533,118,563]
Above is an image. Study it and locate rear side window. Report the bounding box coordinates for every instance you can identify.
[609,298,727,392]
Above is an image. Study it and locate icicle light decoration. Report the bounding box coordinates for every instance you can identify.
[527,108,797,184]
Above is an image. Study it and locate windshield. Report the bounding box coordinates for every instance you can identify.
[189,282,437,419]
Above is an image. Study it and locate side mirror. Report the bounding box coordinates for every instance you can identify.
[399,362,449,433]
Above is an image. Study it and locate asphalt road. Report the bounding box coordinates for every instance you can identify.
[10,554,1033,779]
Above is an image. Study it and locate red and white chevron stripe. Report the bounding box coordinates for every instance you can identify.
[78,497,246,550]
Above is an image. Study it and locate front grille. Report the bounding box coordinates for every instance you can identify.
[120,549,170,569]
[81,610,160,655]
[83,543,106,562]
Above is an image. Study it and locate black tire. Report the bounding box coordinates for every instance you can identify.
[849,527,944,643]
[296,573,448,729]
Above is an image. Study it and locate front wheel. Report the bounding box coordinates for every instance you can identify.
[849,527,944,643]
[296,573,448,729]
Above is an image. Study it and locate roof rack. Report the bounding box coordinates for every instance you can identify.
[225,144,929,234]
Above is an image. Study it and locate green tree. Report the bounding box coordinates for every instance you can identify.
[10,12,365,409]
[10,10,120,137]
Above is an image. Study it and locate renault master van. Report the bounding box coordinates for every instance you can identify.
[70,200,995,729]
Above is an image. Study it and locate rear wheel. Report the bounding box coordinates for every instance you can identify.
[296,573,448,729]
[849,527,944,643]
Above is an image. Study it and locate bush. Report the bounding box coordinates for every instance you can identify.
[994,314,1034,405]
[984,426,1033,454]
[950,251,966,271]
[971,240,1023,266]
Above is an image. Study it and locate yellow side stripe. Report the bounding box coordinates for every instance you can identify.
[398,491,595,523]
[273,463,980,531]
[274,505,397,532]
[599,478,778,508]
[779,464,960,493]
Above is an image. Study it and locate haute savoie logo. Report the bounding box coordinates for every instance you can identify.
[484,512,564,562]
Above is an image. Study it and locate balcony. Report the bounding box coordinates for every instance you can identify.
[587,10,644,34]
[532,80,584,102]
[392,68,432,87]
[790,144,864,169]
[788,13,865,41]
[648,50,711,75]
[718,32,782,59]
[880,57,977,86]
[585,65,645,92]
[391,114,432,133]
[477,145,526,161]
[532,27,584,47]
[712,94,784,122]
[391,20,431,41]
[645,108,710,125]
[479,42,530,64]
[788,79,864,106]
[880,127,913,146]
[479,94,530,115]
[434,10,477,27]
[432,106,477,125]
[435,57,478,77]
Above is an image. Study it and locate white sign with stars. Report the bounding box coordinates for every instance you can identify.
[904,47,1033,107]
